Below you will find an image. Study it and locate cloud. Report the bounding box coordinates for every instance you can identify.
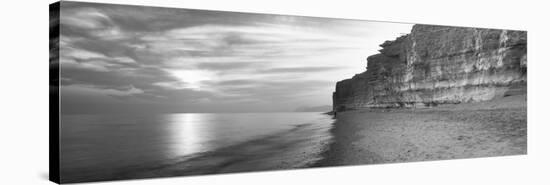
[61,8,113,30]
[60,7,128,40]
[73,84,144,97]
[195,62,261,70]
[205,79,259,86]
[59,63,179,92]
[58,2,413,113]
[259,66,346,74]
[60,57,113,72]
[202,79,334,101]
[153,81,187,90]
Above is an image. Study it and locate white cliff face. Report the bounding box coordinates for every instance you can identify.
[333,25,527,111]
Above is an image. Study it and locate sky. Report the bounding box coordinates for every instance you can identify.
[58,1,412,114]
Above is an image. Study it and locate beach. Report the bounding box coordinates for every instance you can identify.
[59,95,527,183]
[315,94,527,166]
[59,113,334,183]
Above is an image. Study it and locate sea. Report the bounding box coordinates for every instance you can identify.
[60,112,334,182]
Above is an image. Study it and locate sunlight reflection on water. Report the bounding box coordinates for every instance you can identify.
[60,112,333,182]
[166,113,210,156]
[163,113,318,157]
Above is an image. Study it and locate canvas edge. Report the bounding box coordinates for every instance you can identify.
[49,1,61,184]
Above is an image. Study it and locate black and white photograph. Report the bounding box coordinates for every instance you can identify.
[48,1,531,183]
[7,0,550,185]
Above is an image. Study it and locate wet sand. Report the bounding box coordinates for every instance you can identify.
[131,123,332,179]
[59,96,526,183]
[315,94,527,166]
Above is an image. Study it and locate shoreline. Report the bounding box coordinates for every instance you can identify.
[314,94,527,167]
[62,119,333,183]
[60,95,527,183]
[128,121,332,180]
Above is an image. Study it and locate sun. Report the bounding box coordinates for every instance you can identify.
[170,70,213,90]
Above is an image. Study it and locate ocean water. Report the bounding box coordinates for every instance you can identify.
[60,112,334,182]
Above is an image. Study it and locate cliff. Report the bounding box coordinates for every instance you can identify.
[333,24,527,111]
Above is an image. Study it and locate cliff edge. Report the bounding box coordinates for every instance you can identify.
[333,24,527,111]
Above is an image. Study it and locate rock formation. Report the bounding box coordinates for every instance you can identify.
[333,24,527,111]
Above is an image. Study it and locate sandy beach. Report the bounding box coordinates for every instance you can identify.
[315,94,527,166]
[59,96,526,183]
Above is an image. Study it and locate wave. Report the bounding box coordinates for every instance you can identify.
[84,120,334,182]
